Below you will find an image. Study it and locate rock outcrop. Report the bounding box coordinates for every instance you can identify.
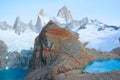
[7,49,33,69]
[24,20,94,80]
[0,40,7,69]
[0,40,32,69]
[7,51,23,68]
[57,6,73,22]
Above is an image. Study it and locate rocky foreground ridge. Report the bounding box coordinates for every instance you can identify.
[24,20,93,80]
[24,21,120,80]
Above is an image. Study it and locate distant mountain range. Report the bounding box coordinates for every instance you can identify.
[0,6,119,34]
[0,6,120,52]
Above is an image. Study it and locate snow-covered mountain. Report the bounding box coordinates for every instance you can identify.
[66,17,89,31]
[77,22,120,52]
[0,6,120,52]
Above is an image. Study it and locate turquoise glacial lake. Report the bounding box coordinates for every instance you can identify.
[85,58,120,73]
[0,68,28,80]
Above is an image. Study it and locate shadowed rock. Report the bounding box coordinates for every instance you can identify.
[0,40,7,69]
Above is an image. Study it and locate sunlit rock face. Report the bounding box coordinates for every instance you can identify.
[24,20,94,80]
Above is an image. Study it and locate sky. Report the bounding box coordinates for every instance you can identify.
[0,0,120,26]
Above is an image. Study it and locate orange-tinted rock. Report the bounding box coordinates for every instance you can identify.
[46,28,72,40]
[24,20,94,80]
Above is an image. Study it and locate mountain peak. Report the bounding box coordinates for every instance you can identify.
[39,9,45,16]
[13,16,28,34]
[35,15,42,33]
[57,6,73,22]
[14,16,21,27]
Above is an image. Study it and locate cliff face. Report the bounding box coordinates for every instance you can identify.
[24,20,94,80]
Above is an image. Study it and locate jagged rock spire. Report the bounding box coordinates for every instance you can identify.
[14,16,21,27]
[35,15,42,33]
[13,16,28,34]
[57,5,73,22]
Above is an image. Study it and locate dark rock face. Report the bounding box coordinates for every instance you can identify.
[24,21,94,80]
[7,49,33,69]
[7,51,23,68]
[0,40,7,69]
[0,40,32,69]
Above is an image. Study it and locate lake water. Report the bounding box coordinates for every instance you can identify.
[0,68,28,80]
[84,58,120,73]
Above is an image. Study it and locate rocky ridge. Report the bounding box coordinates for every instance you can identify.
[0,40,8,69]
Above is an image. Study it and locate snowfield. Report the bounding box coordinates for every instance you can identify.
[77,24,120,52]
[0,29,38,52]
